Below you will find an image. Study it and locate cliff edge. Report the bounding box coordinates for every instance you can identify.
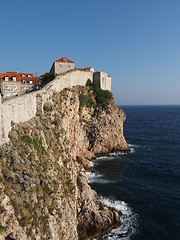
[0,85,129,240]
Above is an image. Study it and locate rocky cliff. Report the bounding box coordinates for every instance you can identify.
[0,86,129,240]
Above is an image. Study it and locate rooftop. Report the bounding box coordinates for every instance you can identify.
[55,57,75,63]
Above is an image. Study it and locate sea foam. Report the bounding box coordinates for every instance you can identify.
[93,196,138,240]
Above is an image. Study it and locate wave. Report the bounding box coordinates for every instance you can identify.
[86,172,103,183]
[90,161,95,167]
[86,172,115,184]
[128,144,140,148]
[95,152,128,161]
[93,197,138,240]
[128,143,141,153]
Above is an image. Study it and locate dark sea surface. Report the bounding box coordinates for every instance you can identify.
[88,105,180,240]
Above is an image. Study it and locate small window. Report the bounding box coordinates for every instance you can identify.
[5,85,9,90]
[21,74,25,77]
[5,76,9,81]
[28,75,31,77]
[68,65,71,68]
[22,80,26,84]
[29,80,33,84]
[12,76,16,81]
[59,64,62,68]
[12,85,17,90]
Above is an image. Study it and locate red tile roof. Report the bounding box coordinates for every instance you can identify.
[0,72,38,84]
[55,57,75,63]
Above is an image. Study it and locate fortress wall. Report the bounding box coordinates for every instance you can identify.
[69,70,93,87]
[106,76,111,92]
[42,70,93,92]
[93,72,111,91]
[0,69,93,146]
[0,93,37,145]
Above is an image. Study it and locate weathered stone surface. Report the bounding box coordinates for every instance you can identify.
[0,86,129,239]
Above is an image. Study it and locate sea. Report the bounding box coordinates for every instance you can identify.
[87,105,180,240]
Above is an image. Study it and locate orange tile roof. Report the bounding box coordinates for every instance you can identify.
[55,57,75,63]
[0,71,38,84]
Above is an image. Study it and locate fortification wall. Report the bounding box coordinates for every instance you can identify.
[0,70,93,146]
[43,70,93,92]
[0,93,37,145]
[93,72,111,91]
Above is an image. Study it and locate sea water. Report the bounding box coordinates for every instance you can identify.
[88,105,180,240]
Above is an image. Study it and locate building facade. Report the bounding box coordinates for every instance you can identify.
[0,71,38,99]
[50,57,75,75]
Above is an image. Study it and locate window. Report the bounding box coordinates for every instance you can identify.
[68,65,71,68]
[22,80,26,84]
[21,74,25,77]
[28,75,31,77]
[5,85,9,90]
[59,64,62,68]
[29,80,33,84]
[5,76,9,81]
[12,85,17,90]
[12,76,16,81]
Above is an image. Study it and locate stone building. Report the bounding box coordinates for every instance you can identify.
[50,57,111,91]
[50,57,75,75]
[0,71,38,99]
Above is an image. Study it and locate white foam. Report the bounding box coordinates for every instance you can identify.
[86,172,103,183]
[86,171,115,184]
[90,161,95,167]
[96,154,120,161]
[96,155,112,160]
[129,147,135,153]
[128,144,140,153]
[93,197,138,240]
[128,144,140,148]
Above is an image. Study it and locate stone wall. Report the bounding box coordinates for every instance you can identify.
[0,93,37,145]
[43,69,93,92]
[93,72,111,91]
[0,69,93,146]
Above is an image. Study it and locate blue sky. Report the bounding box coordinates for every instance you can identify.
[1,0,180,105]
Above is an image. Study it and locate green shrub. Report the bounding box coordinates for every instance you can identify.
[85,80,113,108]
[79,93,94,110]
[85,79,92,87]
[21,135,45,154]
[40,73,54,87]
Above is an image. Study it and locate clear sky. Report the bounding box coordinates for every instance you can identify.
[1,0,180,105]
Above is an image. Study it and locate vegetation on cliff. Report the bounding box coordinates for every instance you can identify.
[0,86,128,240]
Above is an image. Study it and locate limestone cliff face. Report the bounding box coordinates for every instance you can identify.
[0,86,128,240]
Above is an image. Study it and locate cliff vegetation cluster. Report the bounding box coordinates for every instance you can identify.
[0,85,129,240]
